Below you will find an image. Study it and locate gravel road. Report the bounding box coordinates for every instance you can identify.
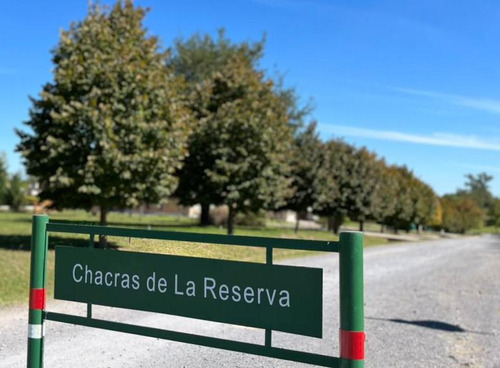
[1,235,499,367]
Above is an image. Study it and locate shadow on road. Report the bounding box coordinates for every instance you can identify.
[367,317,495,336]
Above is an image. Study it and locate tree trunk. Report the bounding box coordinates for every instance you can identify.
[327,216,334,231]
[294,213,300,234]
[200,202,211,226]
[380,224,385,233]
[359,220,364,232]
[99,204,108,248]
[227,205,236,235]
[332,213,343,235]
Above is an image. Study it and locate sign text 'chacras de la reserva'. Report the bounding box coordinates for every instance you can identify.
[71,263,292,307]
[55,247,323,338]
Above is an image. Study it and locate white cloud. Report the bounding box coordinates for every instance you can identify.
[395,87,500,115]
[320,124,500,152]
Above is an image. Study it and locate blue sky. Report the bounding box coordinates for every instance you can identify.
[2,0,500,196]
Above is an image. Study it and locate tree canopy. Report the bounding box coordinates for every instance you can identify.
[171,31,303,233]
[178,56,294,234]
[441,194,482,234]
[464,172,494,211]
[16,1,191,228]
[285,121,325,232]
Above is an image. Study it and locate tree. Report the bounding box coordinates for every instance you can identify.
[179,56,294,234]
[5,173,26,212]
[0,153,8,204]
[285,121,325,233]
[380,166,415,233]
[314,140,383,233]
[169,29,265,87]
[406,176,439,233]
[347,147,382,232]
[463,172,494,211]
[441,194,483,234]
[16,1,191,235]
[370,160,398,232]
[314,139,354,234]
[170,30,265,226]
[171,31,304,233]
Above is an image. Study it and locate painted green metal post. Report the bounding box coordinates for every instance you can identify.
[339,232,365,368]
[27,215,49,368]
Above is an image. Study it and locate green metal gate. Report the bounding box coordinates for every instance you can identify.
[27,214,365,368]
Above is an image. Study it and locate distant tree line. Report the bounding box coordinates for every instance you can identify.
[441,173,498,234]
[14,1,494,237]
[0,154,32,211]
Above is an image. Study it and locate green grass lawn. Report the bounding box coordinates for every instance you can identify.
[0,210,387,307]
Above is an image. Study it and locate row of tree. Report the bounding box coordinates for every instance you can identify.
[283,124,442,234]
[14,1,493,236]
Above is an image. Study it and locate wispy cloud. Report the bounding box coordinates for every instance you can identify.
[451,162,500,173]
[320,124,500,152]
[395,87,500,115]
[250,1,443,40]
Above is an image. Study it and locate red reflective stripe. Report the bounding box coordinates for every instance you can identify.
[29,288,46,310]
[340,330,365,360]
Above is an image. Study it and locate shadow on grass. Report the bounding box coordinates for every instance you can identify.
[367,317,494,335]
[0,235,118,251]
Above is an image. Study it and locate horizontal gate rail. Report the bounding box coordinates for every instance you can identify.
[47,222,339,252]
[45,311,340,368]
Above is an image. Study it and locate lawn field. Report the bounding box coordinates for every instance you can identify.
[0,210,387,307]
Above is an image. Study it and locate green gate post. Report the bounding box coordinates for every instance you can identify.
[339,232,365,368]
[27,215,49,368]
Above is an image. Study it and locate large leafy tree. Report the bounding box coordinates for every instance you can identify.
[378,166,439,233]
[409,178,439,232]
[16,1,191,230]
[169,30,265,226]
[285,121,325,233]
[370,160,398,232]
[315,139,383,233]
[180,56,294,234]
[441,194,482,234]
[171,31,303,232]
[463,172,494,215]
[379,165,414,233]
[347,147,382,231]
[315,139,354,234]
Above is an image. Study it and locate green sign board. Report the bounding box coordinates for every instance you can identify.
[55,247,323,338]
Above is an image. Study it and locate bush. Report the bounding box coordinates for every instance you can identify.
[235,210,266,227]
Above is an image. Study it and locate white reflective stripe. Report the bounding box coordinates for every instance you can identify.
[28,324,44,339]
